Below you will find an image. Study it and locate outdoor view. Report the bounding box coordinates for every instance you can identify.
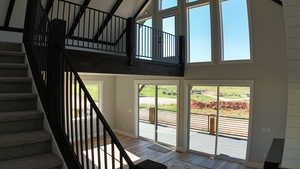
[138,84,177,146]
[189,85,250,160]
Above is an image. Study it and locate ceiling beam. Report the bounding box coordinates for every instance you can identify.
[4,0,16,27]
[67,0,91,37]
[93,0,123,40]
[272,0,282,6]
[133,0,150,19]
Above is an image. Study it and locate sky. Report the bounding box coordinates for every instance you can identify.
[141,0,251,62]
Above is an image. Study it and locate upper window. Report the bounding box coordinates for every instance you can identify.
[160,0,177,10]
[220,0,251,61]
[188,4,212,63]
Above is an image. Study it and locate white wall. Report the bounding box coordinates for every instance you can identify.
[79,73,116,127]
[282,0,300,168]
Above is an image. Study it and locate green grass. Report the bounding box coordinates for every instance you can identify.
[85,84,99,102]
[139,85,177,98]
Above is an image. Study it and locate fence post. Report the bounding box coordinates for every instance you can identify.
[126,17,137,65]
[47,19,66,128]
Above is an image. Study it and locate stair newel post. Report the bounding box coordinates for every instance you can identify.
[47,19,66,129]
[126,17,137,65]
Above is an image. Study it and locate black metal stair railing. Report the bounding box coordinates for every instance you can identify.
[64,57,136,169]
[23,0,136,169]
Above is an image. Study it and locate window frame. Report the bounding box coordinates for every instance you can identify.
[159,0,178,11]
[185,0,253,64]
[219,0,253,63]
[186,0,214,64]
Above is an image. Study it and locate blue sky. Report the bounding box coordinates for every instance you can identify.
[142,0,251,62]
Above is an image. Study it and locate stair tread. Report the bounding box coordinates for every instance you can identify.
[0,153,61,169]
[0,111,42,122]
[0,50,25,56]
[0,63,26,69]
[0,77,31,82]
[0,93,36,100]
[0,130,50,148]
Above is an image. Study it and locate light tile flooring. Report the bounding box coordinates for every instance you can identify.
[115,133,253,169]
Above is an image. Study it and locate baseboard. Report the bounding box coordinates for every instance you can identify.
[114,129,137,138]
[246,161,264,169]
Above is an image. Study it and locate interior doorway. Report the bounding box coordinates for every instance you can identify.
[137,83,178,147]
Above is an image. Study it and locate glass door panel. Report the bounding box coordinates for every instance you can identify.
[217,86,250,160]
[189,86,217,155]
[138,84,156,141]
[157,85,177,146]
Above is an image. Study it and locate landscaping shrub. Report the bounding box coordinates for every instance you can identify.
[191,100,248,110]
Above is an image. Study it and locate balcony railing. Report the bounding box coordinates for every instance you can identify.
[136,23,180,64]
[41,0,184,64]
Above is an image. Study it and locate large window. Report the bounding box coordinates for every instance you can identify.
[187,0,251,63]
[221,0,251,61]
[160,0,177,10]
[188,4,212,63]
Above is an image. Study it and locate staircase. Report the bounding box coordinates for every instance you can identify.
[0,42,62,169]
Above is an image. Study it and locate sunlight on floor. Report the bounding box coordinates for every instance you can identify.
[83,144,141,169]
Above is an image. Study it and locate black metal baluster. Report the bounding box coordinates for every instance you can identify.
[91,106,95,169]
[96,118,101,169]
[84,95,89,169]
[70,73,74,146]
[120,152,123,169]
[67,3,71,45]
[103,129,107,169]
[79,88,84,166]
[97,11,100,50]
[72,5,76,46]
[88,10,91,48]
[111,141,115,169]
[93,10,96,49]
[83,10,86,47]
[74,78,79,156]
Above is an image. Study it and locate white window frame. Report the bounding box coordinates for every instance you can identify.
[186,0,214,64]
[186,0,253,64]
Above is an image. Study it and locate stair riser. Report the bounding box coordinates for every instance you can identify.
[0,43,22,52]
[0,99,36,112]
[0,82,32,93]
[0,119,43,134]
[0,69,27,77]
[0,56,24,64]
[0,141,51,161]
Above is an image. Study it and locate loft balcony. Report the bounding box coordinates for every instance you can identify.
[28,0,185,76]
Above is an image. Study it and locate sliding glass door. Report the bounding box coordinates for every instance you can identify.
[189,84,251,160]
[138,84,177,147]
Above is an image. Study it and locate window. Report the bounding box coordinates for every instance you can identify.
[188,4,212,63]
[220,0,251,61]
[162,16,175,35]
[160,0,177,10]
[162,16,176,58]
